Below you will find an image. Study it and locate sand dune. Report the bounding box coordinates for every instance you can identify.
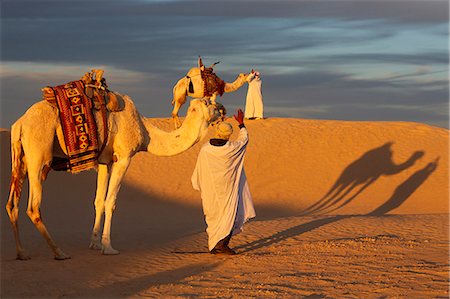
[1,118,448,298]
[125,117,448,215]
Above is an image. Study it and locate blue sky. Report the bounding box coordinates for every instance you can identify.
[1,0,448,128]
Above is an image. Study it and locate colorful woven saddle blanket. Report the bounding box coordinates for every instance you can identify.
[201,68,225,98]
[47,80,99,173]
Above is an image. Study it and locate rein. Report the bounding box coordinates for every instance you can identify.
[90,86,109,156]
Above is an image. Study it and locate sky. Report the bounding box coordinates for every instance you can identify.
[1,0,449,128]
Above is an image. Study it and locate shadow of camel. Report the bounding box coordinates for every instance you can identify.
[302,142,424,215]
[368,157,439,216]
[236,158,438,254]
[86,262,220,297]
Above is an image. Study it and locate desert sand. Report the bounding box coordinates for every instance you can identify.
[1,117,448,298]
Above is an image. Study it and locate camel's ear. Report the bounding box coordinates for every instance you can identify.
[198,56,203,68]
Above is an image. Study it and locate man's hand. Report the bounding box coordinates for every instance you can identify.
[233,109,244,125]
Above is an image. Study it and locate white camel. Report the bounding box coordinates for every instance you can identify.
[171,57,252,128]
[6,95,224,260]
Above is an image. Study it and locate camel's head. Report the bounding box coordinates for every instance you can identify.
[210,102,227,124]
[192,99,226,126]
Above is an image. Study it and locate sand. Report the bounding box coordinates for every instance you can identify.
[1,117,448,298]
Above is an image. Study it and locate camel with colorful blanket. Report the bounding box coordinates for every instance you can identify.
[6,70,225,260]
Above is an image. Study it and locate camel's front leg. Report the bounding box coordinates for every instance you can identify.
[89,163,110,250]
[101,155,131,255]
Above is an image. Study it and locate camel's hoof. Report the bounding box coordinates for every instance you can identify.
[173,119,182,129]
[101,246,120,255]
[54,249,71,260]
[54,254,71,260]
[89,241,102,250]
[16,252,31,261]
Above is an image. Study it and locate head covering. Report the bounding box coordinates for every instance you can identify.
[215,122,233,140]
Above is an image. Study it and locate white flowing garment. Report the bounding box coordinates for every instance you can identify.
[191,128,256,251]
[245,75,264,119]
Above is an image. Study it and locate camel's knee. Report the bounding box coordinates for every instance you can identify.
[7,207,18,222]
[104,201,116,215]
[6,202,19,224]
[26,209,42,225]
[6,200,13,216]
[93,196,105,209]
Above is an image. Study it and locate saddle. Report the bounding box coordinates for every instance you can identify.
[41,70,124,172]
[42,69,125,112]
[186,67,225,98]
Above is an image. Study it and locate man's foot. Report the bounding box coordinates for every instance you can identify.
[210,246,236,255]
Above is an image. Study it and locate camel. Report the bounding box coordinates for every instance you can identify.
[6,94,225,260]
[171,57,253,128]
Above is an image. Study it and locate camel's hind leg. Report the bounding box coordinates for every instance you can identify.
[26,166,70,260]
[172,77,189,129]
[101,155,131,255]
[89,163,110,250]
[171,100,183,129]
[6,124,30,260]
[6,158,29,260]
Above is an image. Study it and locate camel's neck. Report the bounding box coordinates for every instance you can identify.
[141,110,210,156]
[224,76,246,93]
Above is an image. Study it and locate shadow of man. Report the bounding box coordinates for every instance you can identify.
[368,157,439,216]
[302,142,424,215]
[235,215,348,253]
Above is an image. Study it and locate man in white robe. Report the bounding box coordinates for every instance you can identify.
[191,109,256,255]
[245,71,264,120]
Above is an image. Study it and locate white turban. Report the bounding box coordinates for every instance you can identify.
[215,122,233,140]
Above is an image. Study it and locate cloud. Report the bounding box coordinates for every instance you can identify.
[0,61,154,83]
[316,52,449,66]
[3,1,448,23]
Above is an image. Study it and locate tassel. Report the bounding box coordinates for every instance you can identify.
[188,77,194,93]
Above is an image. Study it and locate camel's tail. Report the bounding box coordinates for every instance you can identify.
[7,122,27,210]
